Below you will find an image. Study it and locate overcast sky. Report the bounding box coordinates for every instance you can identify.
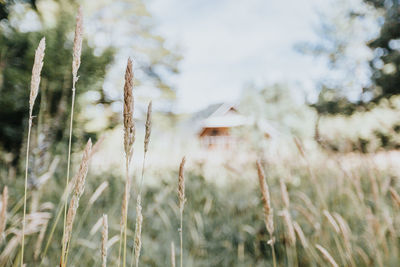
[147,0,328,112]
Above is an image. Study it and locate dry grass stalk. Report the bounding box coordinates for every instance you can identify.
[89,181,109,206]
[316,244,339,267]
[102,214,108,267]
[279,179,296,248]
[72,6,83,83]
[61,139,92,266]
[178,157,186,212]
[280,179,290,209]
[256,160,276,267]
[29,37,46,111]
[323,210,340,234]
[62,7,84,267]
[144,101,152,153]
[256,160,274,235]
[119,58,135,267]
[178,157,186,267]
[34,218,49,260]
[293,136,306,159]
[90,216,105,236]
[282,210,296,246]
[170,242,176,267]
[293,221,308,248]
[131,101,152,267]
[22,37,46,267]
[389,187,400,207]
[90,135,106,159]
[134,196,143,267]
[0,186,8,239]
[123,58,135,163]
[333,212,355,267]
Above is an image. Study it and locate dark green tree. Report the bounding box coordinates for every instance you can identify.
[364,0,400,102]
[297,0,381,115]
[0,3,114,160]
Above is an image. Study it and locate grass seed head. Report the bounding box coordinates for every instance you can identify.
[29,37,46,112]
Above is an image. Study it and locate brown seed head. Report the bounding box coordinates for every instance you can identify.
[280,179,290,209]
[144,101,152,153]
[282,210,296,246]
[72,7,83,81]
[316,244,339,267]
[178,157,186,212]
[73,139,92,197]
[256,160,274,235]
[123,58,135,163]
[389,187,400,207]
[29,37,46,111]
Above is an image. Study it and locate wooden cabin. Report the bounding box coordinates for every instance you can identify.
[198,103,247,149]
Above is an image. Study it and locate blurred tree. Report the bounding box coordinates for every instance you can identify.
[0,0,37,20]
[0,0,181,163]
[0,1,113,161]
[364,0,400,103]
[239,83,315,139]
[297,0,379,115]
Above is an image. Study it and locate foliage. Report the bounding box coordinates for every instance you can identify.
[0,2,114,159]
[365,0,400,102]
[298,0,379,115]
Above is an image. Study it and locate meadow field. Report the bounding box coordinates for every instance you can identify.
[2,1,400,267]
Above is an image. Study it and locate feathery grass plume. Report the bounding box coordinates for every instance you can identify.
[0,186,8,239]
[278,177,296,267]
[22,37,45,267]
[256,161,274,235]
[178,157,186,267]
[279,179,296,247]
[29,38,46,112]
[323,210,340,234]
[282,210,296,246]
[89,181,109,206]
[123,58,135,163]
[170,242,176,267]
[316,244,339,267]
[133,196,143,267]
[72,6,83,83]
[61,139,92,267]
[389,187,400,207]
[256,160,276,267]
[333,212,355,267]
[293,136,305,159]
[144,101,152,154]
[102,214,108,267]
[62,7,84,267]
[130,100,152,267]
[119,57,135,267]
[279,179,290,209]
[293,221,308,249]
[34,218,48,260]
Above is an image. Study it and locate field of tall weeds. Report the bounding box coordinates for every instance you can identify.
[1,7,400,267]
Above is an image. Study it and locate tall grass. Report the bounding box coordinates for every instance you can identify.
[119,58,135,267]
[61,8,83,267]
[177,157,186,267]
[131,101,152,267]
[21,37,46,267]
[2,8,400,267]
